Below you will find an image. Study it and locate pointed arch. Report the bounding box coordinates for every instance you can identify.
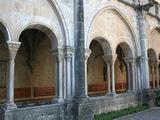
[47,0,71,46]
[86,6,140,57]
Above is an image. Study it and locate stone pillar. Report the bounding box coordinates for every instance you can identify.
[52,48,64,103]
[74,0,86,99]
[156,61,159,89]
[111,55,117,95]
[137,9,150,89]
[103,55,112,94]
[65,47,75,100]
[84,49,91,96]
[5,41,21,109]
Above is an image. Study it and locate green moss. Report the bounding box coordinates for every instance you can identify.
[94,104,150,120]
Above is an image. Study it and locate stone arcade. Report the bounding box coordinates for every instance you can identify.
[0,0,160,120]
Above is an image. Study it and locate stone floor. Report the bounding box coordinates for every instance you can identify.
[115,107,160,120]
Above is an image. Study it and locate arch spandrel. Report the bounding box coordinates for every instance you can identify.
[149,27,160,59]
[0,0,70,47]
[87,7,139,57]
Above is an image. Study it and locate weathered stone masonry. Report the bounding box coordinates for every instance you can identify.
[0,0,160,120]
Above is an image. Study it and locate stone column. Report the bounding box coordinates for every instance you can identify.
[126,62,131,91]
[156,61,159,89]
[84,49,91,96]
[136,57,142,90]
[52,48,64,103]
[107,63,111,93]
[5,41,21,109]
[65,47,75,100]
[131,59,136,91]
[111,55,117,95]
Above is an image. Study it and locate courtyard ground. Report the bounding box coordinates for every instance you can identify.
[115,107,160,120]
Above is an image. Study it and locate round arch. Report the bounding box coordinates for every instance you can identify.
[15,25,57,102]
[17,24,59,49]
[114,42,133,93]
[115,42,133,58]
[148,48,157,89]
[148,48,157,61]
[92,37,112,55]
[0,19,11,42]
[0,20,10,101]
[151,25,160,33]
[87,38,112,96]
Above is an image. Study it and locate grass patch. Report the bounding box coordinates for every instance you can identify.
[94,104,150,120]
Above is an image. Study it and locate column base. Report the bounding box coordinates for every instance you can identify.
[52,97,64,104]
[64,97,73,104]
[127,90,136,94]
[106,92,117,97]
[3,102,17,110]
[73,95,89,103]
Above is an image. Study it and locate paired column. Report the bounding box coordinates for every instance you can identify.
[52,47,75,102]
[5,41,21,110]
[52,48,64,103]
[64,47,75,100]
[124,58,136,92]
[84,49,91,96]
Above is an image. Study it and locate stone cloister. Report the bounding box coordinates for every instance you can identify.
[0,0,160,120]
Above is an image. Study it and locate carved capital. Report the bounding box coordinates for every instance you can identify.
[65,54,72,62]
[64,46,75,62]
[85,49,91,60]
[111,54,117,64]
[6,41,21,59]
[51,48,64,63]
